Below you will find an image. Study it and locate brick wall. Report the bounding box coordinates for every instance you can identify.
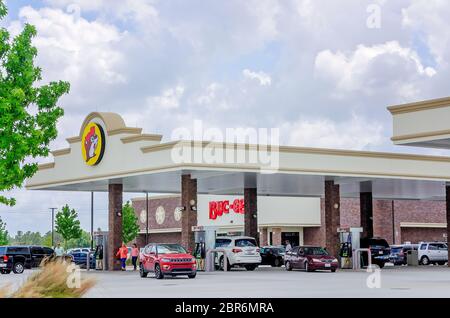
[132,196,181,232]
[401,227,446,243]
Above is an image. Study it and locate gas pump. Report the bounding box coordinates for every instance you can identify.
[192,226,217,272]
[94,231,108,270]
[338,227,362,269]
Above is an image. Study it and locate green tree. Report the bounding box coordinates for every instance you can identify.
[55,205,82,249]
[0,1,70,206]
[67,230,91,249]
[42,231,62,247]
[122,201,139,243]
[0,216,8,245]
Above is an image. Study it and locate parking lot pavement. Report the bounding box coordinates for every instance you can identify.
[80,266,450,298]
[2,266,450,298]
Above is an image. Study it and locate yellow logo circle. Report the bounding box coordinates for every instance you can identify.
[81,123,105,166]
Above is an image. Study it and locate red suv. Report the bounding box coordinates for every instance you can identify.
[284,246,338,272]
[139,243,197,279]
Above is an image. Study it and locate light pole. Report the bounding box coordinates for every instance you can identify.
[91,192,94,250]
[50,207,57,247]
[146,192,149,244]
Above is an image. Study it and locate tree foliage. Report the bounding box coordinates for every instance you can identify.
[0,216,8,245]
[0,1,70,206]
[55,205,82,249]
[122,201,139,243]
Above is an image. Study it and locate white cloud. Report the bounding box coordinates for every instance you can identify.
[10,6,127,87]
[146,85,185,110]
[283,114,384,150]
[242,69,272,86]
[314,41,436,95]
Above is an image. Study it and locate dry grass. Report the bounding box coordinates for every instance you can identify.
[1,260,96,298]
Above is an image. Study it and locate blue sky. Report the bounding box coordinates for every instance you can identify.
[1,0,450,235]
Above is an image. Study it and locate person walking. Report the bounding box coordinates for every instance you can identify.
[95,245,103,270]
[54,243,64,258]
[285,240,292,253]
[131,243,139,271]
[116,243,128,271]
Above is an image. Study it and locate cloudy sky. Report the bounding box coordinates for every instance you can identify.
[1,0,450,235]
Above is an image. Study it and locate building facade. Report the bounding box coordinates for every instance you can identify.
[133,195,447,248]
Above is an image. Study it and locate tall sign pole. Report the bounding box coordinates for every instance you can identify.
[91,192,94,249]
[50,207,57,247]
[146,192,149,244]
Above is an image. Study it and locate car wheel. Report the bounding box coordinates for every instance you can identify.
[154,264,164,279]
[285,261,292,271]
[420,256,430,265]
[274,258,281,267]
[188,273,197,279]
[437,261,446,266]
[245,265,257,271]
[331,268,336,273]
[219,256,230,271]
[377,262,385,269]
[139,265,148,278]
[13,262,25,274]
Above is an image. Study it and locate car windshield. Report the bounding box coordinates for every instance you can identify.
[157,244,187,254]
[0,247,5,254]
[391,247,402,253]
[304,247,329,256]
[273,248,285,254]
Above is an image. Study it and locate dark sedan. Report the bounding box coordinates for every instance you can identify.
[260,246,285,267]
[389,244,418,265]
[68,250,95,269]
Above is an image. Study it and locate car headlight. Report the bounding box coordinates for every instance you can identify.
[332,258,338,263]
[161,258,171,262]
[312,258,322,263]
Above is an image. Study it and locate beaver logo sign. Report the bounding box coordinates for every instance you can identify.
[81,122,105,166]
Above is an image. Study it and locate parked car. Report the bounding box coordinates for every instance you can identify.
[139,243,197,279]
[418,242,448,265]
[389,244,418,265]
[68,250,96,269]
[260,246,285,267]
[215,236,261,271]
[0,245,55,274]
[67,248,91,254]
[284,246,338,272]
[360,237,390,268]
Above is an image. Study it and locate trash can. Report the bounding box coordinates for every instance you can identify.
[407,250,418,266]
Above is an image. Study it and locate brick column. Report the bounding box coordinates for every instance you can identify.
[244,187,259,244]
[360,192,373,239]
[272,228,282,245]
[446,185,450,268]
[324,180,340,257]
[260,228,268,246]
[108,183,123,271]
[181,174,197,253]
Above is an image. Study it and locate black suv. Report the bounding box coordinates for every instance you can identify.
[0,246,55,274]
[360,237,391,268]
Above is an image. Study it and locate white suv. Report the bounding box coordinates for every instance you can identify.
[418,242,448,265]
[215,236,262,271]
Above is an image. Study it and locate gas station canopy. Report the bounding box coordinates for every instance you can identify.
[26,112,450,200]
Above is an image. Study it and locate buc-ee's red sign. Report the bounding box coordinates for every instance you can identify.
[209,199,245,220]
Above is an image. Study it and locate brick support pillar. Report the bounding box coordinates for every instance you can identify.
[181,174,197,253]
[272,228,282,245]
[446,185,450,268]
[244,187,258,244]
[324,180,340,257]
[108,183,123,271]
[360,192,374,239]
